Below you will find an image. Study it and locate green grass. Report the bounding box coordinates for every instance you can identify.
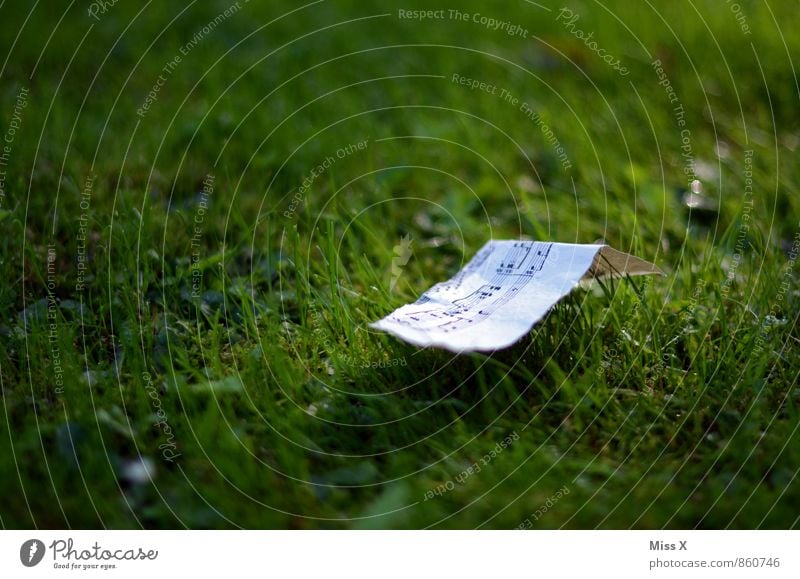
[1,0,799,529]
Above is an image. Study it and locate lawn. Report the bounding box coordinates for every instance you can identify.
[0,0,798,529]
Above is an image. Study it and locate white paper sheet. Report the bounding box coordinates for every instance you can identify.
[370,240,661,352]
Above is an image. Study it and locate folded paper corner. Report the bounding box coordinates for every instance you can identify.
[584,245,663,280]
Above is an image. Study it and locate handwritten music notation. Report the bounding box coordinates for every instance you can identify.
[372,240,661,352]
[388,241,554,334]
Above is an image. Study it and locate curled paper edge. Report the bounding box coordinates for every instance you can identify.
[371,241,663,353]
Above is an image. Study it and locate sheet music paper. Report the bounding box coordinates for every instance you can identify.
[370,240,662,352]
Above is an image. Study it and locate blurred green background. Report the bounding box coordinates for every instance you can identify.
[0,0,798,528]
